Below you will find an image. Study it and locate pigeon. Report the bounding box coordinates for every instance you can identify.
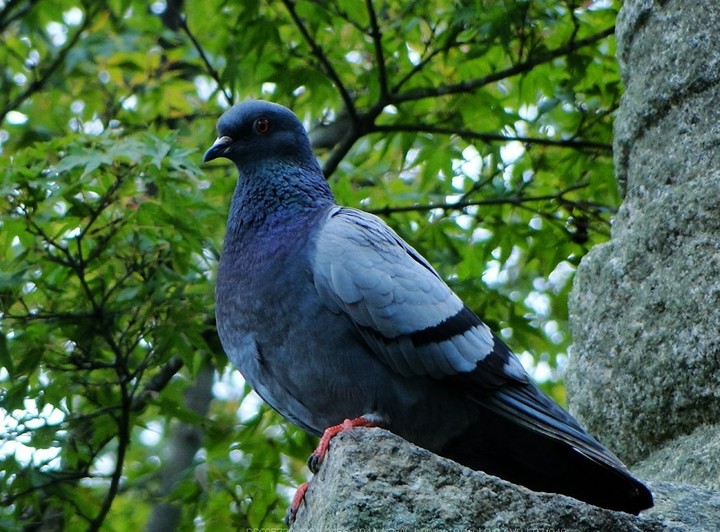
[203,100,653,517]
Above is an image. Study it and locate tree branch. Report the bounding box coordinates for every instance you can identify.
[131,356,184,412]
[0,4,96,125]
[280,0,357,120]
[367,183,590,216]
[178,16,234,105]
[365,0,388,99]
[321,102,386,177]
[321,128,360,178]
[0,0,37,33]
[373,124,612,153]
[389,25,615,104]
[88,378,131,531]
[317,24,614,176]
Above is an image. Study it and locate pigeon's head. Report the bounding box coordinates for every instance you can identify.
[203,100,315,168]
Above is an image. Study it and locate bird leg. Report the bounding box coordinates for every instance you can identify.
[286,416,380,523]
[308,416,380,474]
[285,481,309,524]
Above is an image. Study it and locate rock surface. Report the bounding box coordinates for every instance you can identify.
[291,429,707,531]
[641,477,720,531]
[566,0,720,464]
[633,424,720,492]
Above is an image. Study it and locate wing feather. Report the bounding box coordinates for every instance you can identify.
[313,207,502,380]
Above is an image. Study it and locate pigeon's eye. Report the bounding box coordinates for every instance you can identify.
[254,118,271,135]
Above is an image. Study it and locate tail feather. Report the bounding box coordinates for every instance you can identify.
[439,402,653,514]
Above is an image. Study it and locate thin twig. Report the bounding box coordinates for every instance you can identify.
[367,183,590,216]
[389,26,615,104]
[365,0,388,99]
[392,42,448,94]
[373,124,612,153]
[281,0,357,120]
[0,0,37,33]
[131,356,184,411]
[0,4,96,125]
[178,16,234,105]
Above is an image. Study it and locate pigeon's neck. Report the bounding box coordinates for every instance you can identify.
[225,160,334,231]
[220,166,331,280]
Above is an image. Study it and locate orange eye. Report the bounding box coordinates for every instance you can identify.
[254,118,270,134]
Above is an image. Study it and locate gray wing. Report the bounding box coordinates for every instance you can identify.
[312,206,528,386]
[312,206,629,472]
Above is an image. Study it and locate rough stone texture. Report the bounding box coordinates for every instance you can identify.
[291,429,720,531]
[633,424,720,491]
[641,478,720,531]
[566,0,720,465]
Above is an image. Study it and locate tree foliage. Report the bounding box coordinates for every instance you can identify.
[0,0,621,528]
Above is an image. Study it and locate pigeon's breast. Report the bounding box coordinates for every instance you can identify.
[213,216,378,432]
[216,251,385,433]
[214,215,477,444]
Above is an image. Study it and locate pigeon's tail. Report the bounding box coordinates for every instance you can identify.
[438,384,653,515]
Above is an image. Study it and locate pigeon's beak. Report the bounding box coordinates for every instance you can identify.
[203,135,234,163]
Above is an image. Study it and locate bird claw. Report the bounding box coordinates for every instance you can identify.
[307,416,379,474]
[307,452,322,475]
[288,417,379,522]
[285,481,309,524]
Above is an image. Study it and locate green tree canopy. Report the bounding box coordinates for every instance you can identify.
[1,0,622,528]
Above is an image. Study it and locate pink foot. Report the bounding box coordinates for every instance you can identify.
[307,416,379,474]
[285,481,309,524]
[286,417,380,522]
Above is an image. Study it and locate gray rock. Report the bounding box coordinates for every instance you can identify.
[566,0,720,465]
[292,429,668,531]
[612,0,720,196]
[641,479,720,531]
[633,424,720,491]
